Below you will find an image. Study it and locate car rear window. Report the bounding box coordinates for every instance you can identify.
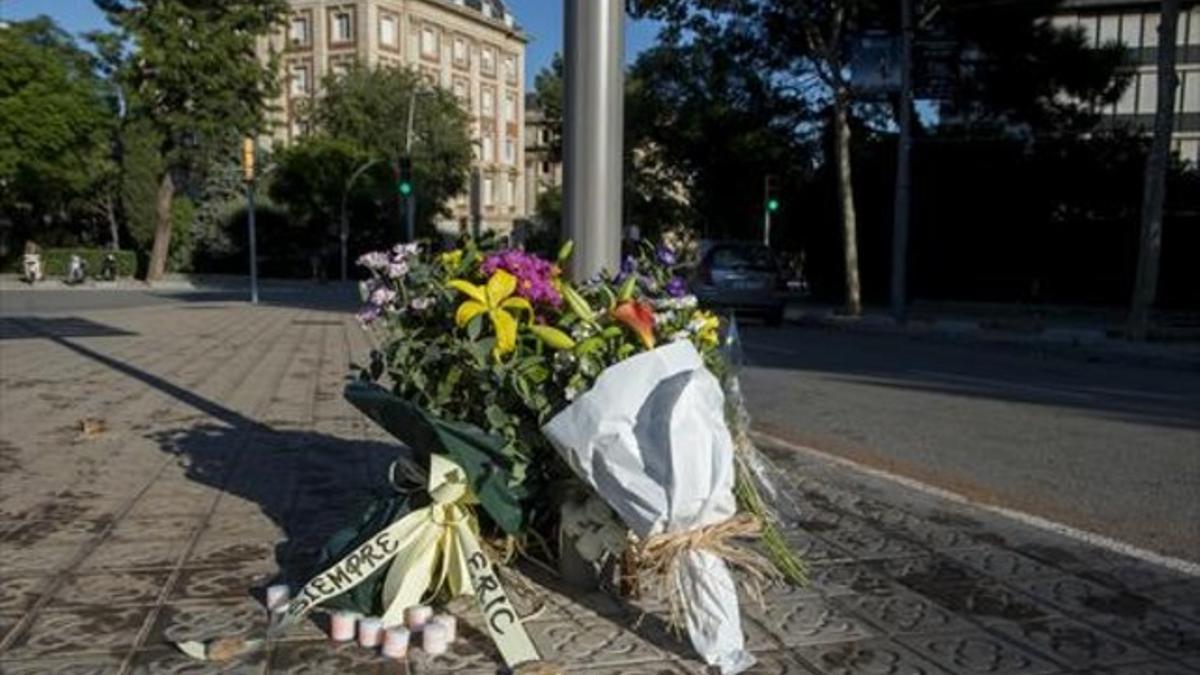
[709,246,776,272]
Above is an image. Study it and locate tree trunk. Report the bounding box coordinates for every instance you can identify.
[146,172,175,281]
[834,92,862,316]
[106,197,121,251]
[1129,0,1180,341]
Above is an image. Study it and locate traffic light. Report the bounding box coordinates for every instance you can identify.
[241,137,256,183]
[765,174,780,212]
[398,156,413,196]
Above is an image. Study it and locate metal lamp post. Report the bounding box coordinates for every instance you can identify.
[340,158,383,281]
[564,0,624,280]
[242,138,260,305]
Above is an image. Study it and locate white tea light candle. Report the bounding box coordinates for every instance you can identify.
[431,614,457,642]
[265,584,290,610]
[329,611,358,642]
[382,627,411,659]
[404,605,433,631]
[422,622,450,655]
[358,617,383,648]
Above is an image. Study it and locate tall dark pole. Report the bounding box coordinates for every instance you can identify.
[564,0,623,280]
[246,181,259,305]
[890,0,914,322]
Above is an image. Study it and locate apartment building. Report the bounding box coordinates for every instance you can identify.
[1051,0,1200,164]
[523,93,563,221]
[265,0,529,234]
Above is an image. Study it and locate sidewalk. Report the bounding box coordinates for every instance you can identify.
[0,273,358,294]
[786,301,1200,370]
[0,302,1197,674]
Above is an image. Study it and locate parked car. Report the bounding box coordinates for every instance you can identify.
[692,241,786,326]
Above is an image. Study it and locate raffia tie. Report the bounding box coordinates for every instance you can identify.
[628,513,779,632]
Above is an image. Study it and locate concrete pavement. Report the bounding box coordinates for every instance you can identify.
[0,296,1198,673]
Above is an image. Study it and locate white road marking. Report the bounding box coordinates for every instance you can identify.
[752,429,1200,578]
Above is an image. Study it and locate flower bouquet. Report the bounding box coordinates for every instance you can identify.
[265,237,804,672]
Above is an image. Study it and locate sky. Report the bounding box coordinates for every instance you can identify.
[0,0,662,85]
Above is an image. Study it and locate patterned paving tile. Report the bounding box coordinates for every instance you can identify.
[108,515,205,542]
[737,650,818,674]
[1084,608,1200,662]
[896,629,1061,674]
[784,563,900,599]
[989,616,1156,669]
[567,661,707,674]
[750,595,878,647]
[0,652,125,674]
[944,548,1063,581]
[818,520,928,560]
[0,575,51,613]
[128,646,268,674]
[169,563,277,604]
[527,615,677,667]
[835,589,975,635]
[902,580,1055,626]
[269,639,406,674]
[186,536,280,569]
[872,555,986,588]
[0,542,84,575]
[1079,661,1200,674]
[795,637,953,674]
[78,537,192,571]
[149,599,269,649]
[46,570,172,609]
[3,606,151,660]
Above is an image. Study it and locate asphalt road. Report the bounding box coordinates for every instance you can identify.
[737,323,1200,562]
[4,289,1198,561]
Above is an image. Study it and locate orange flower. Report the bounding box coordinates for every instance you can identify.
[612,301,656,349]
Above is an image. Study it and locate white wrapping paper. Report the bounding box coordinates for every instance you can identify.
[542,341,755,673]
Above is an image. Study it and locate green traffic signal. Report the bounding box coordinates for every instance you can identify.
[398,181,413,196]
[767,198,780,212]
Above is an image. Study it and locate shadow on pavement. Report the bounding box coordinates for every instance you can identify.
[35,331,700,663]
[0,316,138,341]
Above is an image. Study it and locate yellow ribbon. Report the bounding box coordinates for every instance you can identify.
[271,454,539,667]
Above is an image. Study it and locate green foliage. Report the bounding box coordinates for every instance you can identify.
[307,65,474,232]
[0,17,116,233]
[532,53,564,163]
[168,195,196,271]
[120,119,165,252]
[40,249,137,278]
[269,136,369,239]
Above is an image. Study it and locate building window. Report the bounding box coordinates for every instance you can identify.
[330,59,352,79]
[504,55,517,84]
[1137,71,1157,114]
[453,37,469,67]
[503,138,515,165]
[482,134,494,163]
[289,15,310,47]
[503,92,516,123]
[332,10,353,44]
[481,46,496,76]
[453,78,469,106]
[421,26,439,59]
[481,86,495,116]
[1116,73,1136,114]
[1142,12,1160,47]
[483,175,495,206]
[288,62,309,96]
[1119,12,1142,48]
[541,161,550,175]
[380,14,398,49]
[507,176,516,207]
[1183,71,1200,113]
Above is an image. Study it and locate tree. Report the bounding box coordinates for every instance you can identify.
[0,17,116,245]
[1129,0,1181,340]
[533,53,565,163]
[95,0,286,280]
[269,135,370,253]
[308,65,473,236]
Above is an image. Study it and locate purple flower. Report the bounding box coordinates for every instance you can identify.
[656,245,677,266]
[392,242,420,258]
[621,256,637,275]
[357,251,390,272]
[666,276,688,298]
[481,249,562,306]
[386,259,409,279]
[369,285,397,307]
[357,304,382,324]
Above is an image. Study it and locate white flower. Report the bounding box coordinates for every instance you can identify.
[410,296,434,311]
[669,330,690,342]
[387,259,409,279]
[392,242,420,258]
[565,385,579,401]
[356,251,390,272]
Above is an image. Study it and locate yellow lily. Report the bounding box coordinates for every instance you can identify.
[448,270,531,357]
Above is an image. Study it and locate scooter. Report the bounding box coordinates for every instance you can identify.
[65,254,87,285]
[21,253,43,285]
[100,252,117,281]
